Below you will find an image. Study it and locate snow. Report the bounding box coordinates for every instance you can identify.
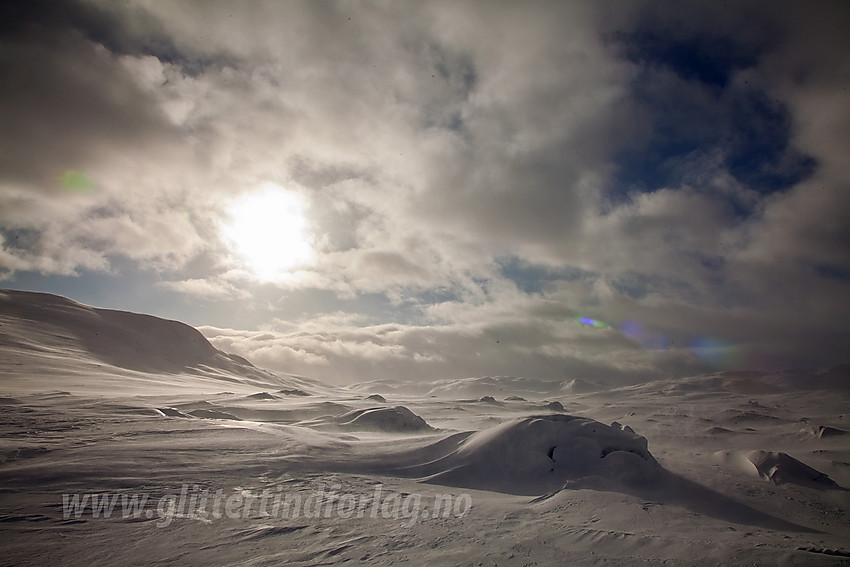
[420,414,661,495]
[303,405,435,433]
[1,290,849,565]
[713,450,840,488]
[0,289,322,395]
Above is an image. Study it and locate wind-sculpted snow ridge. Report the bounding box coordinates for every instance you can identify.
[713,450,843,489]
[338,406,434,432]
[807,424,848,439]
[413,414,662,495]
[300,405,434,433]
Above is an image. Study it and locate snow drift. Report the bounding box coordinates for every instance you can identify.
[337,406,433,432]
[417,414,662,495]
[713,450,841,488]
[807,424,848,438]
[301,405,434,433]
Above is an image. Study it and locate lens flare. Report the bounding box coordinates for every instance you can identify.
[59,170,94,193]
[621,320,643,340]
[690,336,743,368]
[620,320,668,350]
[578,317,609,329]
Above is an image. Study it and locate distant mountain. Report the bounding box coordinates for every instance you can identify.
[0,289,289,389]
[611,367,849,397]
[757,365,850,391]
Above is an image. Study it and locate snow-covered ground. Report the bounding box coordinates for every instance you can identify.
[2,290,849,565]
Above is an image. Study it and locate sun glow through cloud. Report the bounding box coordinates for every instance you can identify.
[223,185,314,281]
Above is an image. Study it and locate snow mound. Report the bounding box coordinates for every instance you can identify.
[423,414,661,495]
[154,407,192,418]
[246,392,278,400]
[335,406,433,433]
[187,409,241,420]
[713,450,840,488]
[708,426,747,435]
[807,424,847,438]
[746,451,839,487]
[278,389,310,396]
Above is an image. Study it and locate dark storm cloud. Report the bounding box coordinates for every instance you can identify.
[0,0,178,189]
[0,0,229,73]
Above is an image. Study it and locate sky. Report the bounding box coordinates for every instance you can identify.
[2,0,850,386]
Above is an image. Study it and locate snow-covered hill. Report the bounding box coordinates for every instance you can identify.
[0,289,318,394]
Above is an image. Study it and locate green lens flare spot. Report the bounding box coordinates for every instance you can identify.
[59,171,95,193]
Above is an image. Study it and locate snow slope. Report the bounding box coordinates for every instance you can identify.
[0,289,321,394]
[1,291,849,565]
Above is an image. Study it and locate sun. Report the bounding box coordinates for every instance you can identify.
[223,184,314,280]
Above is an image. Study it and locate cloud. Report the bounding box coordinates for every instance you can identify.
[156,278,250,301]
[201,311,673,387]
[0,0,183,190]
[2,0,849,381]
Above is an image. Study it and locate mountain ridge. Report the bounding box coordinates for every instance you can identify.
[0,289,289,390]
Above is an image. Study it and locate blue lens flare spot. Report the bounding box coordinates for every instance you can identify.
[578,317,610,330]
[691,336,742,368]
[621,320,642,339]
